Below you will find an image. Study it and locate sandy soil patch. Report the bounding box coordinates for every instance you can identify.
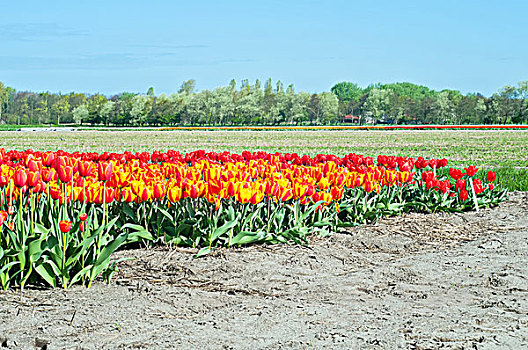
[1,193,527,349]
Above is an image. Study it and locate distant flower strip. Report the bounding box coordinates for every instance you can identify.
[158,125,528,131]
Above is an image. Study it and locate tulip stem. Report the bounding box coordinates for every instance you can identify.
[103,181,107,227]
[70,180,74,220]
[29,193,34,237]
[468,178,479,212]
[62,182,67,221]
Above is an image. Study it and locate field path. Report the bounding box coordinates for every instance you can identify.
[1,193,527,349]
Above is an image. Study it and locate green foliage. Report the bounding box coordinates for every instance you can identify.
[331,82,364,102]
[0,194,127,290]
[1,79,528,127]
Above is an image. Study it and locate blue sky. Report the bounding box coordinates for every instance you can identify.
[0,0,526,96]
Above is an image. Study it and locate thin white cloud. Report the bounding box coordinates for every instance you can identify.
[0,23,88,41]
[0,53,256,70]
[130,44,209,49]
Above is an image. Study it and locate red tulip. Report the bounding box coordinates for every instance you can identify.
[58,165,73,183]
[167,186,182,203]
[0,175,7,187]
[139,186,152,202]
[227,181,237,197]
[49,186,62,200]
[0,210,6,226]
[41,168,57,182]
[27,159,41,172]
[364,180,373,193]
[103,187,115,203]
[459,189,469,201]
[486,171,496,183]
[473,179,484,194]
[455,179,466,192]
[14,168,28,187]
[27,171,41,187]
[330,185,344,201]
[79,213,88,221]
[465,165,478,177]
[78,160,93,177]
[449,168,463,180]
[279,188,293,202]
[122,187,136,203]
[439,180,451,194]
[42,152,55,167]
[98,161,113,182]
[429,159,438,169]
[59,220,73,233]
[152,183,166,200]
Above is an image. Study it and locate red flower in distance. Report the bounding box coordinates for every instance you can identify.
[473,179,484,194]
[438,159,449,168]
[455,179,467,192]
[79,213,88,221]
[59,220,73,233]
[449,168,463,181]
[465,165,478,177]
[429,159,438,169]
[459,189,469,202]
[486,171,496,183]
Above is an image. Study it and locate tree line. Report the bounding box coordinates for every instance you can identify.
[0,79,526,127]
[332,81,528,125]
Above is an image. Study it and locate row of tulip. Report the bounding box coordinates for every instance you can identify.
[157,125,528,131]
[0,148,506,290]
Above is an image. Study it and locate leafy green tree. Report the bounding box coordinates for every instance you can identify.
[431,91,456,124]
[331,82,364,102]
[210,87,235,125]
[51,95,70,125]
[85,94,107,125]
[512,81,528,123]
[365,89,391,120]
[72,105,89,125]
[130,95,152,126]
[34,98,50,125]
[0,81,8,122]
[178,79,196,94]
[474,97,487,123]
[100,101,116,126]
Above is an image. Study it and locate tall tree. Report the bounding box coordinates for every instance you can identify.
[0,81,8,122]
[331,82,364,102]
[178,79,196,94]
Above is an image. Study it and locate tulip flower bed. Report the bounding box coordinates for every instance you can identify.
[0,148,506,290]
[158,125,528,131]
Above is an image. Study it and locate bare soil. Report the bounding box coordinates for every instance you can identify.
[1,193,527,349]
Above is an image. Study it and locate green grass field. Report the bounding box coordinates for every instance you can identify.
[1,129,527,190]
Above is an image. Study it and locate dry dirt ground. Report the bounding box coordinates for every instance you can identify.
[1,193,527,349]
